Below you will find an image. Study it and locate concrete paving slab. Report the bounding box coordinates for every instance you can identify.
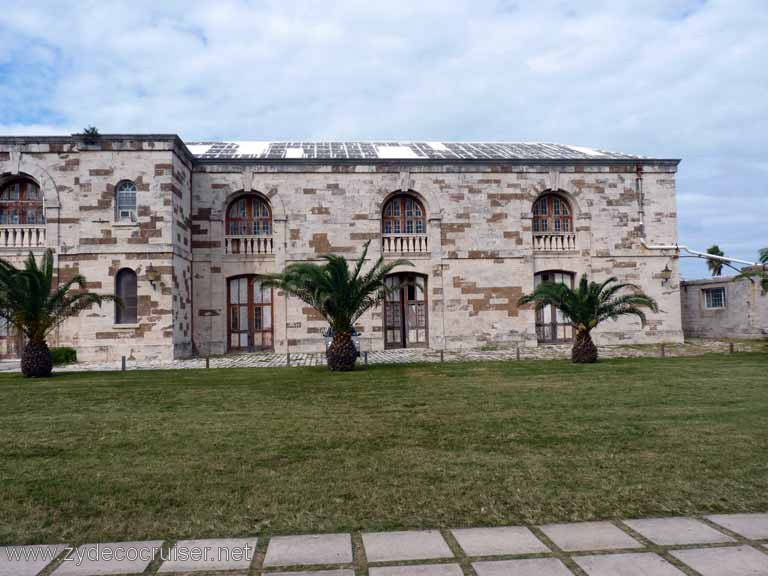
[671,545,768,576]
[263,533,352,567]
[362,530,454,563]
[574,552,687,575]
[0,544,66,576]
[473,558,574,576]
[623,517,734,545]
[451,527,549,556]
[370,563,464,576]
[158,537,257,572]
[706,514,768,540]
[539,521,643,552]
[265,571,354,576]
[52,541,163,575]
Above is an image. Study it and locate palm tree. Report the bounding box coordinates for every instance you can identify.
[736,247,768,294]
[264,241,412,371]
[0,249,113,377]
[706,245,728,276]
[518,275,659,363]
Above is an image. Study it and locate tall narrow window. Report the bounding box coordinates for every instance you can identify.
[116,181,137,221]
[533,194,572,233]
[0,179,45,225]
[383,273,427,349]
[115,268,138,324]
[534,271,574,343]
[227,276,274,351]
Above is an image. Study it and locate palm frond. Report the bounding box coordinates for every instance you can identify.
[0,249,110,343]
[265,245,414,333]
[518,273,658,334]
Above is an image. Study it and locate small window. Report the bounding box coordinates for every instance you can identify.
[116,181,137,222]
[703,287,727,309]
[115,268,138,324]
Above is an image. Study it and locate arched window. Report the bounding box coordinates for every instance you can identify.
[0,178,44,225]
[115,268,138,324]
[224,195,273,254]
[382,195,426,235]
[533,194,572,233]
[226,195,272,236]
[116,181,137,222]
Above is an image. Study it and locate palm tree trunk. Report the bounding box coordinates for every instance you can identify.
[326,331,357,371]
[21,340,53,378]
[572,329,598,364]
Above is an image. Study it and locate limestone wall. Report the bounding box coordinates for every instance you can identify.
[0,137,684,359]
[0,137,191,361]
[190,162,684,354]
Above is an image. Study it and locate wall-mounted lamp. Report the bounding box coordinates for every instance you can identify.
[146,264,161,289]
[660,264,672,286]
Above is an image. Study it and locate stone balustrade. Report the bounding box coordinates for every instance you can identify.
[382,234,429,254]
[0,225,46,249]
[533,232,576,252]
[224,235,273,255]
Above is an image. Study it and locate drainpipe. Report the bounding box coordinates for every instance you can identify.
[635,163,758,267]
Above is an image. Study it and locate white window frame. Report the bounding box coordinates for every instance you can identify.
[115,180,137,222]
[703,287,727,310]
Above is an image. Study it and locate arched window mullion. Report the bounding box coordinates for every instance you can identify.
[533,194,573,235]
[224,195,273,255]
[0,179,45,226]
[382,195,426,236]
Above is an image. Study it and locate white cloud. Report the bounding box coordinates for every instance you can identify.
[0,0,766,276]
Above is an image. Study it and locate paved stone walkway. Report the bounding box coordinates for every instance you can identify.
[0,339,763,374]
[3,514,768,575]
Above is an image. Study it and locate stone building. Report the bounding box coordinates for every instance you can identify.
[681,274,768,339]
[0,135,684,361]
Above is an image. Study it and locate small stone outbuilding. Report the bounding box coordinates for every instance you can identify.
[681,273,768,339]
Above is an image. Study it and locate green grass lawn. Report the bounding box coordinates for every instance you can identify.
[1,353,767,545]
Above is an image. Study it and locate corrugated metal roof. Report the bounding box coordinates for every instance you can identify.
[184,141,646,161]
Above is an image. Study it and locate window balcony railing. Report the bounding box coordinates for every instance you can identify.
[0,225,46,248]
[533,232,576,252]
[382,233,429,254]
[225,235,273,255]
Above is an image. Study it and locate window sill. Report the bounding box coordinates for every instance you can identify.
[113,323,140,329]
[113,222,139,228]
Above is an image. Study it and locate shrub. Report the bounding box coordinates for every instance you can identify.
[50,347,77,365]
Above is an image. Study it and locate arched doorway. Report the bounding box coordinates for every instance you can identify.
[227,276,274,351]
[384,273,427,349]
[534,271,574,343]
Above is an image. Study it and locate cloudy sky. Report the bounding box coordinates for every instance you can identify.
[1,0,765,278]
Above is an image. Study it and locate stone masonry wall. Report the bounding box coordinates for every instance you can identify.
[0,137,192,361]
[0,137,684,359]
[191,162,684,355]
